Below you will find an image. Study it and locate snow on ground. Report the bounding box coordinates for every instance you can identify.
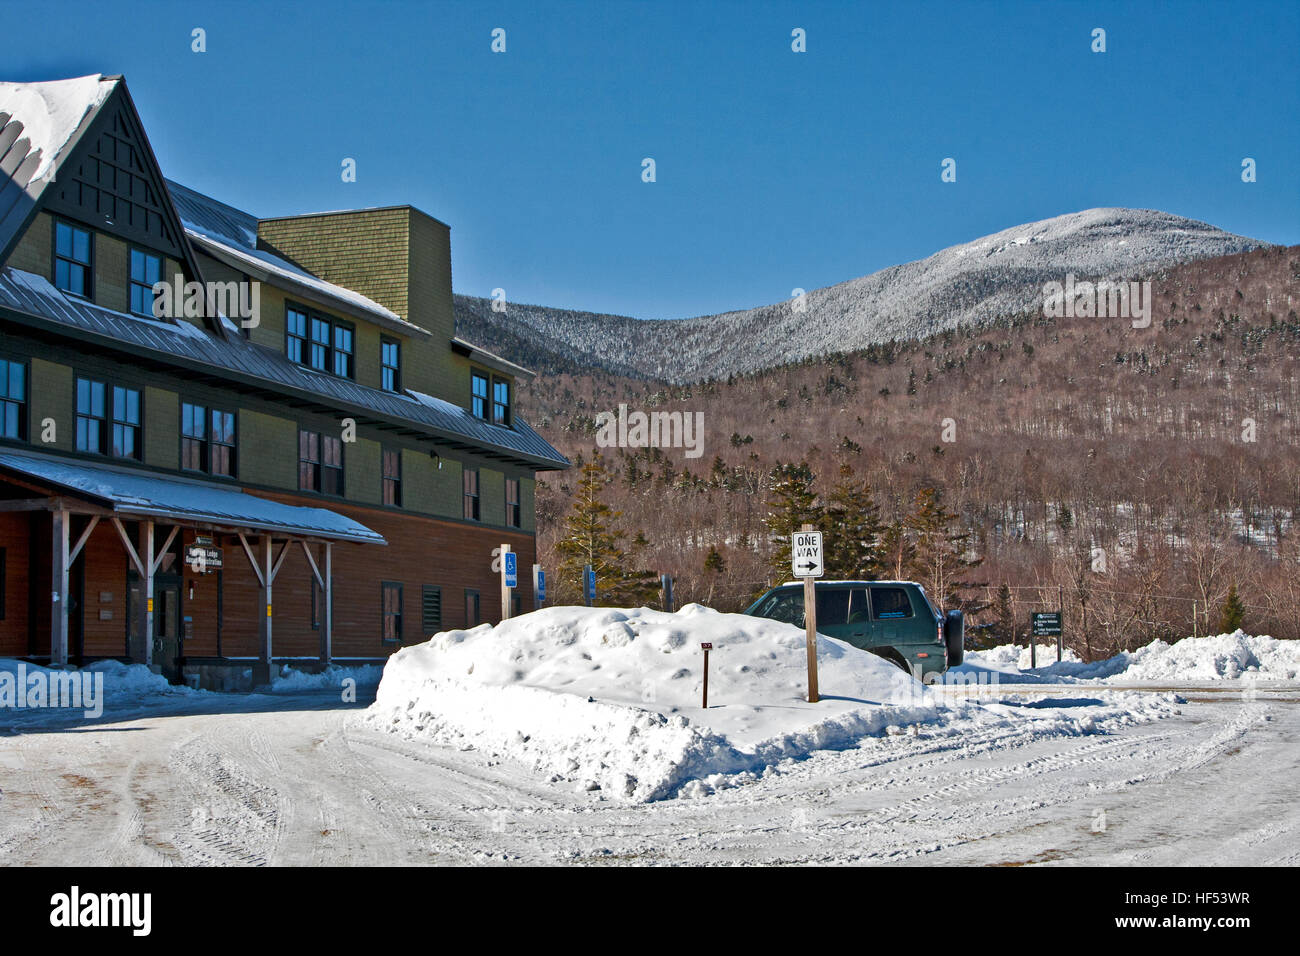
[955,630,1300,684]
[0,657,199,728]
[366,605,1178,802]
[272,663,384,692]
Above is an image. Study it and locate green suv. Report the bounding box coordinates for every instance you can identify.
[743,580,964,682]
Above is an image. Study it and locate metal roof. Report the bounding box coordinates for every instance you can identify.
[0,449,386,544]
[0,266,570,469]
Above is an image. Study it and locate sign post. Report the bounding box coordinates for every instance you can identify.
[583,564,595,607]
[791,524,824,703]
[533,564,545,609]
[1031,611,1063,668]
[501,544,516,621]
[700,642,712,708]
[661,573,675,613]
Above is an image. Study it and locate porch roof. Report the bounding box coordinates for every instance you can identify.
[0,450,386,544]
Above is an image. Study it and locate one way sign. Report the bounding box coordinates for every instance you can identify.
[791,531,824,578]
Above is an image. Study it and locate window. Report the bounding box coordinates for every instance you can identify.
[181,402,205,471]
[464,588,480,627]
[333,325,353,379]
[871,586,914,620]
[322,434,343,495]
[286,307,307,364]
[813,588,851,627]
[492,377,511,426]
[288,305,355,380]
[0,358,26,440]
[751,589,804,626]
[381,338,401,392]
[54,221,92,297]
[210,409,236,477]
[298,429,320,491]
[75,378,106,454]
[182,403,236,477]
[421,585,442,634]
[382,448,401,506]
[77,378,140,459]
[463,467,479,521]
[129,249,162,317]
[309,316,330,371]
[111,386,141,459]
[505,478,520,528]
[471,371,488,419]
[382,582,403,644]
[299,429,343,494]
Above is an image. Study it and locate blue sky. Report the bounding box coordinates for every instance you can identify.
[10,0,1298,319]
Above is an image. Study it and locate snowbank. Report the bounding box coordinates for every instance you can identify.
[366,605,1176,802]
[272,663,384,692]
[0,657,200,726]
[955,631,1300,683]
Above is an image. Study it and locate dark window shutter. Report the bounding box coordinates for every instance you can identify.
[421,585,442,634]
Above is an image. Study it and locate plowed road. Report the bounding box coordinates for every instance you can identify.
[1,689,1296,865]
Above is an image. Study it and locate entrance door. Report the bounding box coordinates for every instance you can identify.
[153,578,183,684]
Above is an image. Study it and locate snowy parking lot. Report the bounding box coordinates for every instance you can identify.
[1,608,1297,866]
[0,685,1295,866]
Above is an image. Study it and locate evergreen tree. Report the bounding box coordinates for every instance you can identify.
[906,487,984,611]
[554,453,660,606]
[878,520,914,581]
[1218,582,1246,634]
[764,460,822,584]
[824,464,883,579]
[703,546,726,607]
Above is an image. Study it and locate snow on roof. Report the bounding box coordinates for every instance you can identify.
[0,74,115,183]
[0,450,386,544]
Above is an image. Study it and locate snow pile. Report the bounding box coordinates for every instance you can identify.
[273,663,384,692]
[955,631,1300,683]
[966,643,1081,671]
[367,605,1175,802]
[0,657,200,727]
[1109,631,1299,682]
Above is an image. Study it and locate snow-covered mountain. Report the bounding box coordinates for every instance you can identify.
[456,208,1266,382]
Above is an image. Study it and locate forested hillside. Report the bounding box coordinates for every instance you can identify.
[516,245,1300,657]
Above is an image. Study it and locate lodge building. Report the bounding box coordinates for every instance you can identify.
[0,75,568,687]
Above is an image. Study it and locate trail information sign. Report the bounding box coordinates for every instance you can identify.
[1032,612,1063,637]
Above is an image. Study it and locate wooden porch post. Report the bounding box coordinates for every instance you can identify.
[258,534,273,687]
[143,521,156,668]
[51,509,70,667]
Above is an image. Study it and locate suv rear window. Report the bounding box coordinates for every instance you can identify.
[871,586,913,619]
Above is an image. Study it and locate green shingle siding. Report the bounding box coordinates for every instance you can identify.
[239,409,297,488]
[28,358,72,451]
[144,386,177,469]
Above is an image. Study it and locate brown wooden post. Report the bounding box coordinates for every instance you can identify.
[700,642,712,708]
[143,521,155,669]
[801,522,820,703]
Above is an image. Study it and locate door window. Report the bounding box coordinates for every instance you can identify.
[813,589,851,626]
